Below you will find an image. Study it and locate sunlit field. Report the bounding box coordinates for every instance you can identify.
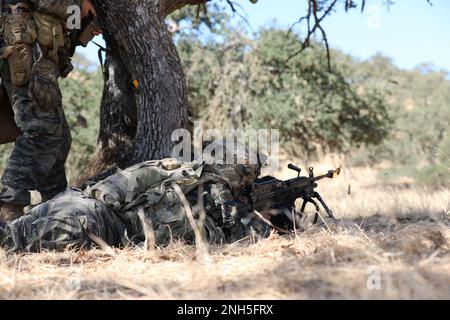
[1,158,448,300]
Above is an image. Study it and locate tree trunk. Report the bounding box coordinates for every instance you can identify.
[90,0,190,172]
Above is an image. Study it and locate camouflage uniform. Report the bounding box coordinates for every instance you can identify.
[0,0,81,207]
[0,190,128,251]
[0,158,264,252]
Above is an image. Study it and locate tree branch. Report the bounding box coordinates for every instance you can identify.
[286,0,339,70]
[162,0,209,18]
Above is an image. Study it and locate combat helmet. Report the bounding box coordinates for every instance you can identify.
[200,138,269,193]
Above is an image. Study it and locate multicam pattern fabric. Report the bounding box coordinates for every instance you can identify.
[30,0,83,19]
[1,190,128,252]
[0,0,78,206]
[0,159,260,252]
[0,64,72,205]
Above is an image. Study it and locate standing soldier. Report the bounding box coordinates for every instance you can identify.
[0,0,98,222]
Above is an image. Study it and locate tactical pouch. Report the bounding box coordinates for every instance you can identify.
[34,12,71,72]
[2,44,32,86]
[3,16,37,45]
[2,13,37,86]
[29,57,62,112]
[33,12,65,50]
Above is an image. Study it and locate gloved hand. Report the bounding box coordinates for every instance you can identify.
[29,57,62,112]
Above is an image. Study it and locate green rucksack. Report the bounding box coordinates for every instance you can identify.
[84,159,202,211]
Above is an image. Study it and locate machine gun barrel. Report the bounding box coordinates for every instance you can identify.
[233,165,341,227]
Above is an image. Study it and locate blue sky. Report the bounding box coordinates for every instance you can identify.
[79,0,450,73]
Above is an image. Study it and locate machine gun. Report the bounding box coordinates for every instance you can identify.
[228,164,341,230]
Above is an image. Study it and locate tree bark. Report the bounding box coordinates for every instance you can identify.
[90,0,193,171]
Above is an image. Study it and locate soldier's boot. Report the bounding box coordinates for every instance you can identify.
[0,204,25,223]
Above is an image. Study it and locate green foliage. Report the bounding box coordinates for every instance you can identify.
[338,54,450,186]
[415,164,450,188]
[421,133,450,187]
[178,24,392,157]
[0,9,448,189]
[59,63,103,183]
[0,145,13,169]
[174,8,449,186]
[168,2,230,35]
[248,30,391,156]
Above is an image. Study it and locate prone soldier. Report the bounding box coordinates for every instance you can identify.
[0,139,340,253]
[0,141,270,252]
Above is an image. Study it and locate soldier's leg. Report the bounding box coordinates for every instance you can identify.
[0,60,67,208]
[38,116,72,201]
[0,191,130,252]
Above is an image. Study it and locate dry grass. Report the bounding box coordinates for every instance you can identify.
[1,163,449,300]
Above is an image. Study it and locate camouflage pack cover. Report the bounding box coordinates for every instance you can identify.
[84,159,203,212]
